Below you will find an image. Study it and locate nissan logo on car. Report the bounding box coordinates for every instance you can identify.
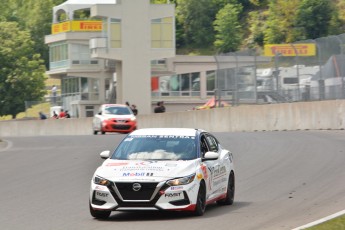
[132,183,141,191]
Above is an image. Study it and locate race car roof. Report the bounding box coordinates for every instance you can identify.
[130,128,201,137]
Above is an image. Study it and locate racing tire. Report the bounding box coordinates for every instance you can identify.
[101,131,106,135]
[93,130,98,135]
[89,203,111,219]
[217,171,235,205]
[193,182,206,216]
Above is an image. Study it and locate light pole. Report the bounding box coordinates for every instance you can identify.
[290,43,301,101]
[274,52,282,92]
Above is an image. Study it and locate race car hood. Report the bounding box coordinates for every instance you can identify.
[96,159,200,182]
[100,114,134,120]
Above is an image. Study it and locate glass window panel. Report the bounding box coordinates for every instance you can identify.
[151,41,161,48]
[162,41,172,48]
[206,71,216,91]
[181,73,190,91]
[162,17,172,23]
[151,24,161,40]
[110,19,121,48]
[170,75,180,91]
[162,24,172,40]
[192,72,200,91]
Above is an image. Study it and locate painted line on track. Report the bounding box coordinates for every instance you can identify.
[291,209,345,230]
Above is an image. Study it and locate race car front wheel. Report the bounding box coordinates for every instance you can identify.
[89,203,111,219]
[193,182,206,216]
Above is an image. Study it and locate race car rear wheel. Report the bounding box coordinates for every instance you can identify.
[193,182,206,216]
[217,171,235,205]
[89,203,111,219]
[93,130,98,135]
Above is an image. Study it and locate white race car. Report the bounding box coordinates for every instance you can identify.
[89,128,235,218]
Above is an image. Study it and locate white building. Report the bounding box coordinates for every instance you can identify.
[45,0,269,117]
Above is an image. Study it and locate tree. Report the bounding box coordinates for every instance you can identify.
[213,3,243,53]
[176,0,216,49]
[295,0,338,39]
[0,22,46,119]
[264,0,300,44]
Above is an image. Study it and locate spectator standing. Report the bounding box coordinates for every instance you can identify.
[52,85,57,104]
[131,104,138,116]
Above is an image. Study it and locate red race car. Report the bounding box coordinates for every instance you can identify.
[92,104,137,135]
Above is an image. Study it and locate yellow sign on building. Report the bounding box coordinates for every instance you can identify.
[52,21,102,34]
[264,43,316,56]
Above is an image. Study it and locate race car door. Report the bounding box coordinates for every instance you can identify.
[200,133,226,201]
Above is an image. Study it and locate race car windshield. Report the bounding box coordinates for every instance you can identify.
[112,136,197,160]
[104,106,132,115]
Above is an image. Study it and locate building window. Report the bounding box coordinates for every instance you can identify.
[206,71,216,95]
[61,77,99,101]
[49,42,68,69]
[110,18,121,48]
[151,17,173,48]
[151,72,201,97]
[71,44,98,65]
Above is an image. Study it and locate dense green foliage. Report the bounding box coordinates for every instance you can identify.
[0,22,46,119]
[0,0,344,118]
[0,0,64,118]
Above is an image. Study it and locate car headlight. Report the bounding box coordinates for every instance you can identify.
[130,117,136,121]
[94,176,111,186]
[166,174,196,186]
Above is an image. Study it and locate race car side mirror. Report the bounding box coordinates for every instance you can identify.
[202,151,219,161]
[100,150,110,159]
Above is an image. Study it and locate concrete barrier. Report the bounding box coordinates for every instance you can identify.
[1,100,345,137]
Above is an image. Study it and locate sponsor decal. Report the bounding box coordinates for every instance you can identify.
[120,166,163,171]
[201,164,208,179]
[79,21,102,30]
[95,186,106,190]
[96,191,108,197]
[170,186,184,191]
[135,161,156,166]
[130,135,194,139]
[213,165,226,179]
[197,173,203,180]
[213,177,227,187]
[106,162,128,167]
[164,192,182,198]
[122,172,154,177]
[264,43,316,57]
[165,163,178,167]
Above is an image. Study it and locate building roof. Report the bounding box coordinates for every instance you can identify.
[58,0,116,6]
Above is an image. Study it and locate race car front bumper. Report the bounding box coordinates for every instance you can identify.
[89,179,199,211]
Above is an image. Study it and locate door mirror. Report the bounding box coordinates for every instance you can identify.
[100,150,110,159]
[203,151,219,161]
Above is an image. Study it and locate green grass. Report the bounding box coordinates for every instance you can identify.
[0,102,51,120]
[306,214,345,230]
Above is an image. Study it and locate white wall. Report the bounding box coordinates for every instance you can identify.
[1,100,345,137]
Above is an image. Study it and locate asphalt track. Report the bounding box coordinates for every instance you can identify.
[1,131,345,230]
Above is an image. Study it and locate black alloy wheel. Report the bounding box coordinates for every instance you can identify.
[193,182,206,216]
